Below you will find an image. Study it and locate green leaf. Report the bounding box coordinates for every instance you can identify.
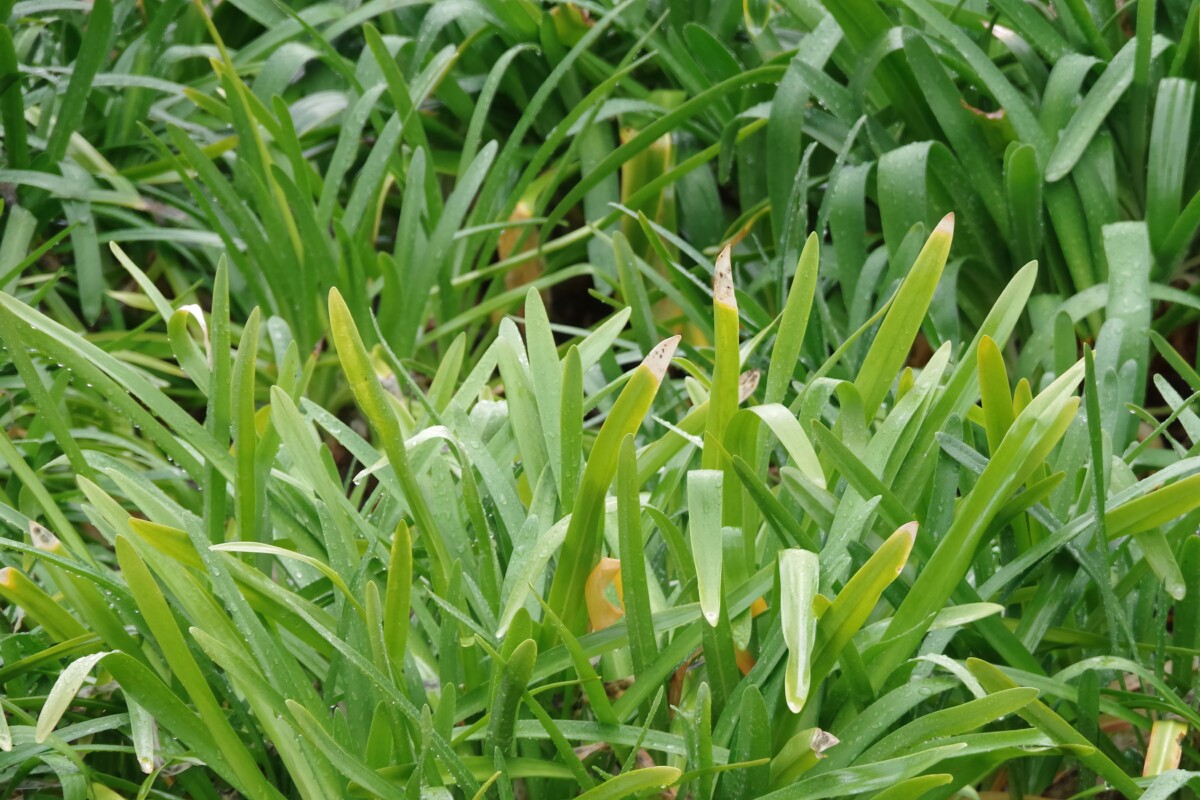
[1146,79,1196,255]
[574,767,682,799]
[967,659,1142,798]
[617,435,659,686]
[858,687,1040,762]
[716,686,771,799]
[779,549,820,713]
[868,774,954,800]
[0,567,89,642]
[42,0,112,167]
[688,469,726,626]
[1004,144,1044,277]
[330,288,451,592]
[766,233,820,405]
[1045,37,1170,181]
[764,744,969,799]
[1107,473,1200,537]
[34,651,110,743]
[1103,222,1152,409]
[814,524,916,687]
[210,542,363,616]
[544,335,679,641]
[486,639,537,756]
[854,215,953,420]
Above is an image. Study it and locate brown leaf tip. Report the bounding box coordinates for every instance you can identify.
[738,369,760,403]
[644,335,681,382]
[812,730,840,757]
[713,244,736,308]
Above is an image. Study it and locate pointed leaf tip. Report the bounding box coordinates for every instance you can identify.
[935,213,955,235]
[328,287,349,321]
[644,335,680,382]
[29,522,61,553]
[36,651,110,743]
[812,730,840,757]
[738,369,760,403]
[713,244,735,307]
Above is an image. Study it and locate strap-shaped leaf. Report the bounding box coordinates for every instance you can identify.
[544,335,679,641]
[689,469,726,626]
[779,549,820,713]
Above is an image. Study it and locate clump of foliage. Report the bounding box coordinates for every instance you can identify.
[2,220,1200,798]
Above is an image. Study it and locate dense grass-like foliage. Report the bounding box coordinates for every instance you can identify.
[1,0,1200,798]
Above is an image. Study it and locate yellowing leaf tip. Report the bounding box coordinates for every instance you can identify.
[935,212,955,235]
[329,290,358,329]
